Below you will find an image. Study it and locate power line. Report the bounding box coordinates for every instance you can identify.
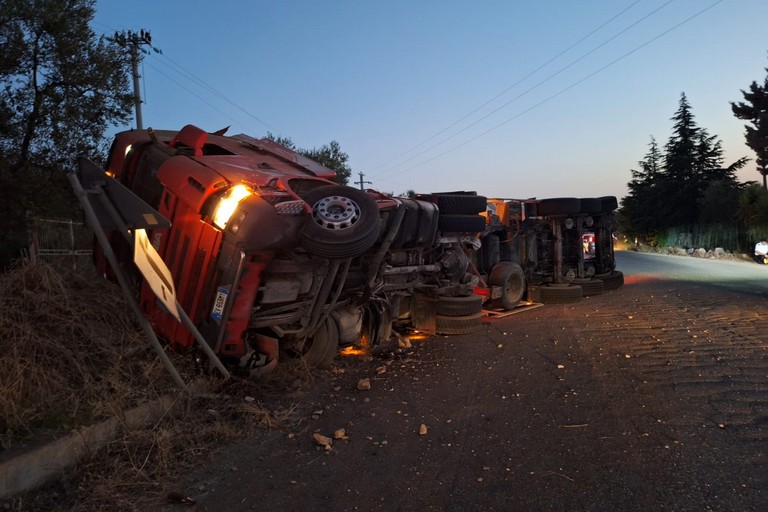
[143,60,244,126]
[109,29,161,129]
[355,172,373,191]
[368,0,645,175]
[93,21,274,134]
[156,53,275,131]
[376,0,724,182]
[372,0,679,181]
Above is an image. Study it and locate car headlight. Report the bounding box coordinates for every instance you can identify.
[212,184,252,229]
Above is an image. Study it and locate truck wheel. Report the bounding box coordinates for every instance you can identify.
[436,312,483,335]
[598,196,618,213]
[538,283,583,304]
[536,197,581,216]
[596,270,624,290]
[578,198,601,214]
[573,278,604,296]
[287,317,339,368]
[436,295,483,316]
[300,185,380,259]
[429,193,487,214]
[438,214,486,233]
[488,261,526,310]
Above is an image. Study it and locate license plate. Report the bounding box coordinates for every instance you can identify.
[211,287,229,320]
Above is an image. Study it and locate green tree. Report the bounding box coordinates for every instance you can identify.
[620,136,663,238]
[264,133,352,185]
[660,93,703,227]
[736,184,768,241]
[621,93,746,245]
[302,141,352,186]
[698,180,741,225]
[731,55,768,189]
[660,93,741,228]
[0,0,133,173]
[0,0,134,266]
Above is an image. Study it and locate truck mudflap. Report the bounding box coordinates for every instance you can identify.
[242,333,279,378]
[216,254,269,357]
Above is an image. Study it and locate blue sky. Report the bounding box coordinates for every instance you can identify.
[93,0,768,200]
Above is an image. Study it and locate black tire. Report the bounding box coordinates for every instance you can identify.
[572,278,604,296]
[436,295,484,316]
[478,234,500,273]
[429,193,487,214]
[598,196,618,213]
[287,317,339,368]
[436,312,483,335]
[538,284,583,304]
[300,185,380,259]
[537,197,581,217]
[579,198,601,214]
[488,262,526,310]
[390,198,421,249]
[596,270,624,290]
[438,214,486,233]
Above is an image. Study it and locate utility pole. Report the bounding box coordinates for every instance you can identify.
[110,29,161,130]
[355,171,372,191]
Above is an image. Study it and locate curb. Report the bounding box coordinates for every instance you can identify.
[0,380,208,498]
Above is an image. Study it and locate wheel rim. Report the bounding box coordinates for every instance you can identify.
[504,271,525,302]
[312,195,360,230]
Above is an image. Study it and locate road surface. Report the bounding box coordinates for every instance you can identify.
[164,250,768,512]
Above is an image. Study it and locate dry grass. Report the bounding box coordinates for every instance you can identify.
[0,260,317,511]
[0,260,180,448]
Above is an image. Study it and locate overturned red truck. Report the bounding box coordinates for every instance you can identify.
[82,125,507,377]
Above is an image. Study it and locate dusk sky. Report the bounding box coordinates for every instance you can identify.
[93,0,768,201]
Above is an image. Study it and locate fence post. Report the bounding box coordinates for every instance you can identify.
[26,211,37,265]
[68,219,76,270]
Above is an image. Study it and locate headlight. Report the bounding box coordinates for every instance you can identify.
[212,184,252,229]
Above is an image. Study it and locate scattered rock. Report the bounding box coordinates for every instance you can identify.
[334,429,348,440]
[357,378,371,390]
[419,424,428,436]
[313,433,332,450]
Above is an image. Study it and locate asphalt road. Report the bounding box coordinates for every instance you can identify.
[166,250,768,512]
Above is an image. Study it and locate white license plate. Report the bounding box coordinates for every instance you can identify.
[211,287,229,320]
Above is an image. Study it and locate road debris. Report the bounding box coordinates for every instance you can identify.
[313,433,333,450]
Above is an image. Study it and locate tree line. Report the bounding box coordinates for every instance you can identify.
[0,0,351,268]
[619,57,768,251]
